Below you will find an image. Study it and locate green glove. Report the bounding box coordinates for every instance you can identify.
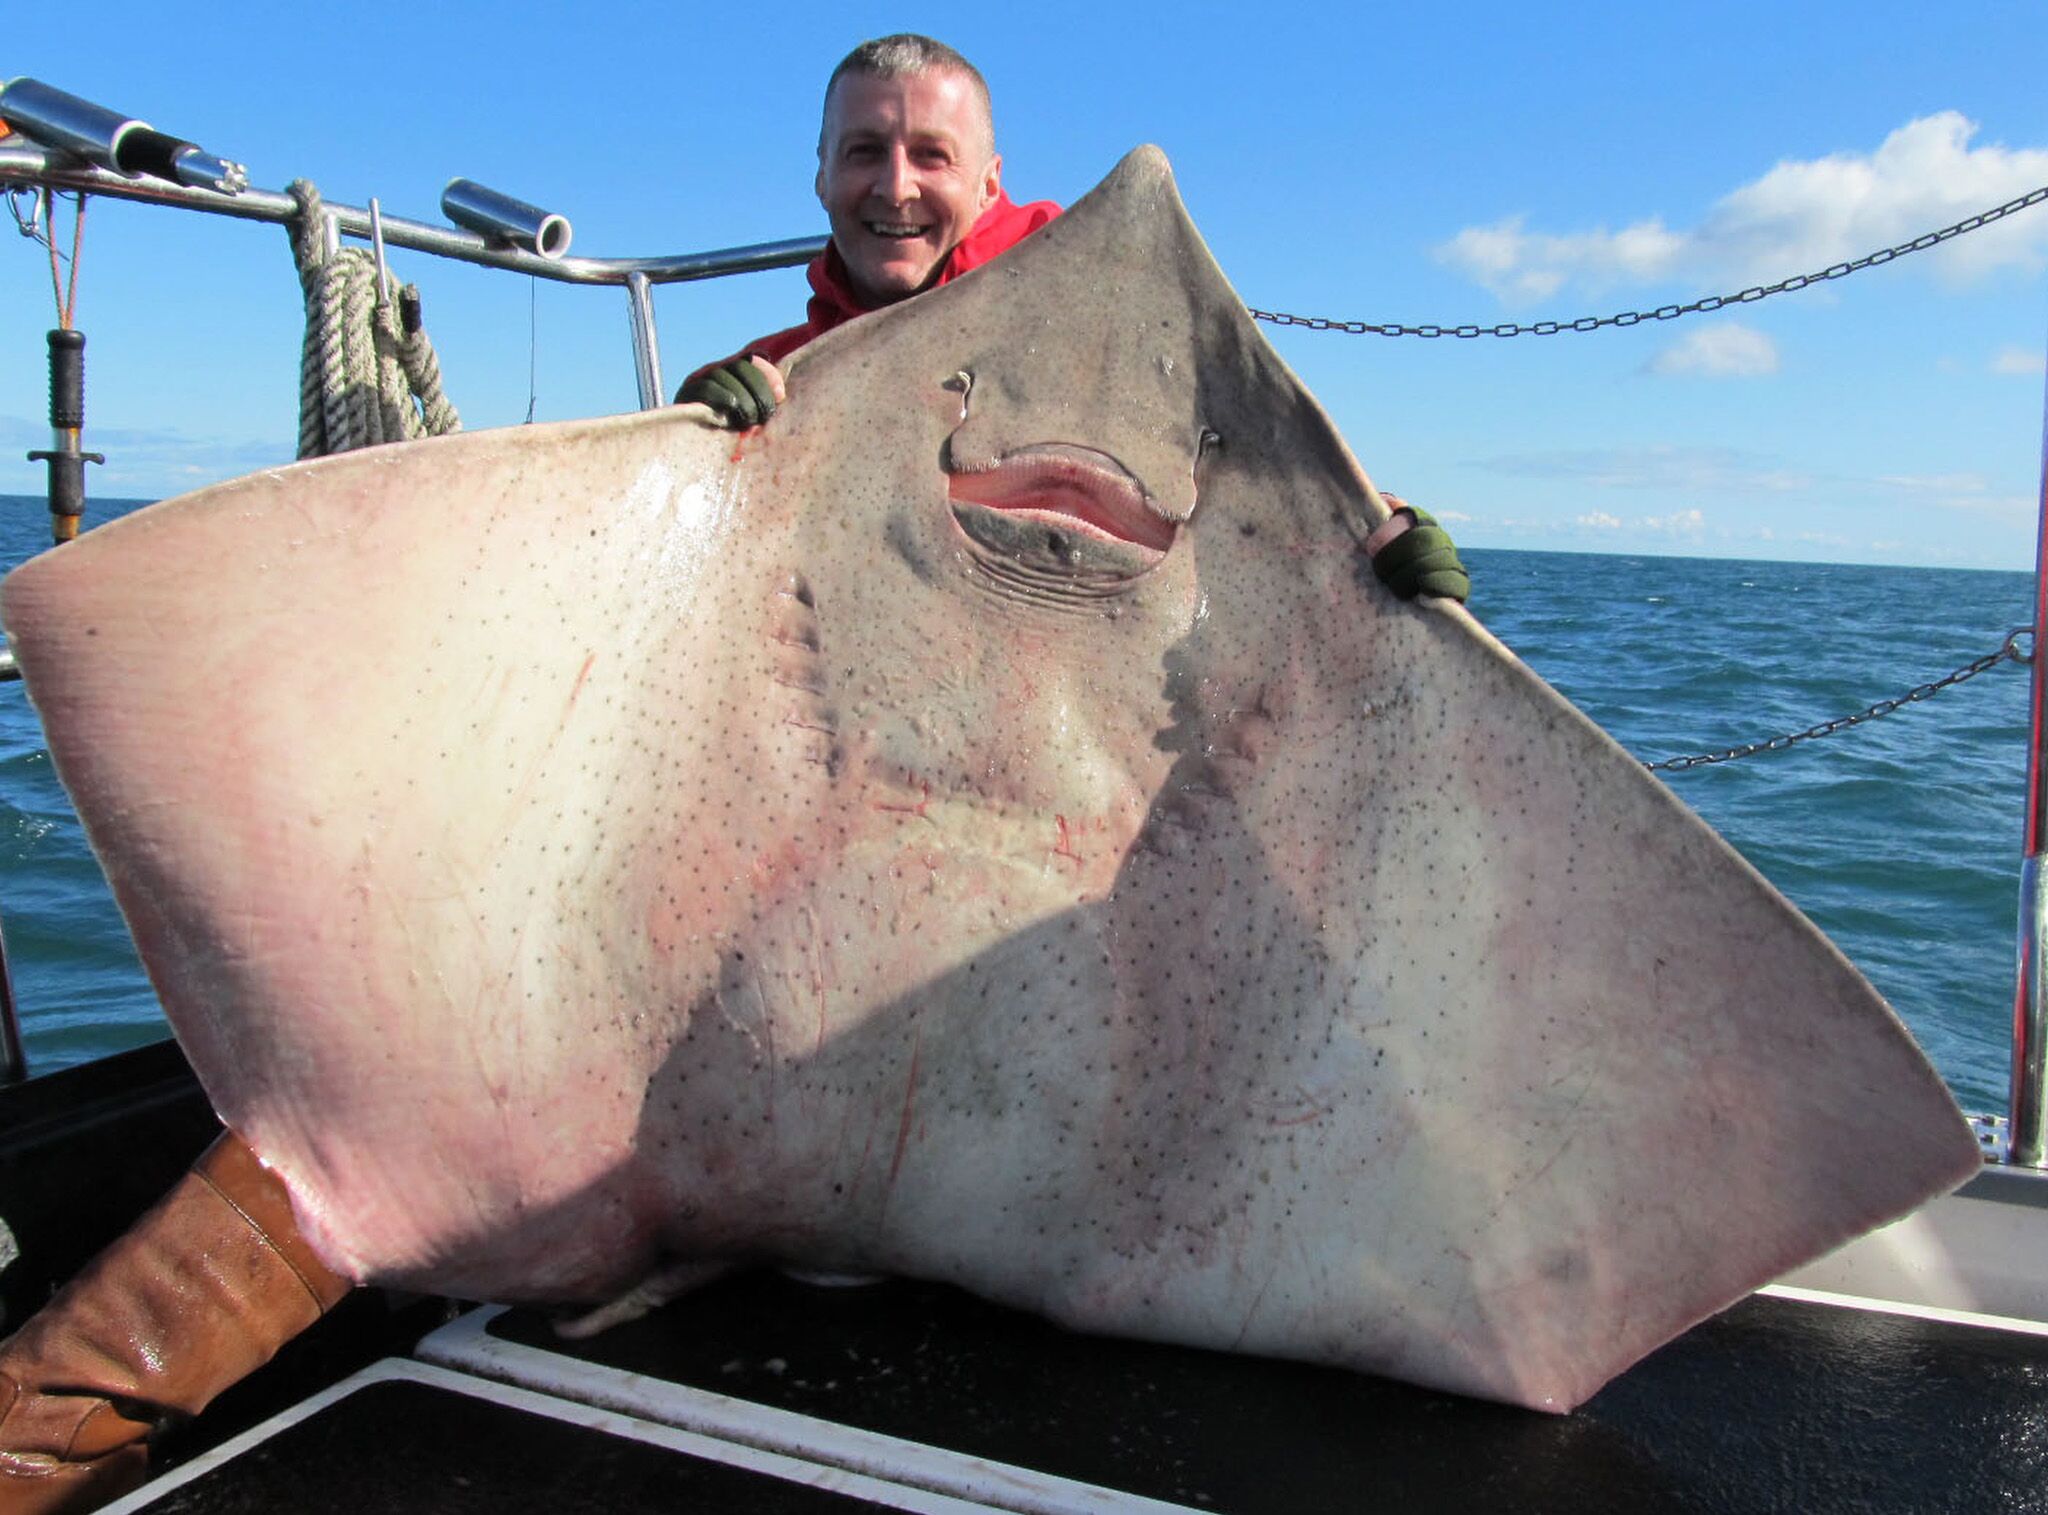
[1370,506,1469,603]
[676,357,777,428]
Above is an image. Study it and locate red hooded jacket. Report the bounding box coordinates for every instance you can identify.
[681,191,1060,392]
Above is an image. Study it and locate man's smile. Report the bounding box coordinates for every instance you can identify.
[864,220,931,239]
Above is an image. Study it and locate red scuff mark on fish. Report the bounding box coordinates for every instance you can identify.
[801,907,831,1056]
[566,652,595,710]
[885,1024,925,1199]
[1051,814,1083,867]
[875,781,933,821]
[1269,1084,1335,1128]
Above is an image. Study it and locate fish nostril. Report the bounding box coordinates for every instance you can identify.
[942,371,974,425]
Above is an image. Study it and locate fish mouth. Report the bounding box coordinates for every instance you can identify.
[947,446,1177,585]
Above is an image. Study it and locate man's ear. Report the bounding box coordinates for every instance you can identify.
[814,162,827,208]
[980,152,1003,212]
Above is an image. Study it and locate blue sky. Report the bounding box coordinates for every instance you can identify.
[4,1,2046,567]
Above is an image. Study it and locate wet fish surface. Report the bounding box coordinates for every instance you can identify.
[0,147,1979,1411]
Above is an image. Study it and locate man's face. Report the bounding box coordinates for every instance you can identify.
[816,68,1002,308]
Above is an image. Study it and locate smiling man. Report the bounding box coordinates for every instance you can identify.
[674,35,1466,602]
[678,35,1060,428]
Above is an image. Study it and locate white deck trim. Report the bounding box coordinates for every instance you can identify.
[97,1355,1007,1514]
[418,1306,1202,1515]
[1757,1281,2048,1339]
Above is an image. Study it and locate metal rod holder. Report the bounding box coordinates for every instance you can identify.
[441,177,572,260]
[0,76,245,193]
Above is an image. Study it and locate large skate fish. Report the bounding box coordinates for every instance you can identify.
[1,147,1977,1411]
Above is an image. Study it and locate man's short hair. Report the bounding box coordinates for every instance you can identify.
[821,34,995,159]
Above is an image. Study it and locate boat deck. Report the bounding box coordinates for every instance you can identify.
[7,1046,2041,1514]
[106,1266,2048,1514]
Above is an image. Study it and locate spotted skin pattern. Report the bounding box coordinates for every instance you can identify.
[1,149,1978,1411]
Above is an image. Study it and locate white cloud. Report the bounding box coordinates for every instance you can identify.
[1481,444,1810,494]
[1647,323,1780,378]
[1438,216,1684,303]
[1878,471,1992,494]
[1566,507,1702,535]
[1438,112,2048,304]
[1929,492,2033,516]
[1875,471,2032,515]
[1993,345,2047,376]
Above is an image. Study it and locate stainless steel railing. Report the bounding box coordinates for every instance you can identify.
[0,139,825,411]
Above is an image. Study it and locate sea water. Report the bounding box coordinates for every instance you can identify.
[0,495,2031,1113]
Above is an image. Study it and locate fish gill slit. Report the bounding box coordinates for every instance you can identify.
[770,572,839,772]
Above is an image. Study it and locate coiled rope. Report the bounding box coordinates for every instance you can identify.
[286,180,459,457]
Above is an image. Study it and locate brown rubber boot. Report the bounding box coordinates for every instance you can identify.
[0,1132,353,1514]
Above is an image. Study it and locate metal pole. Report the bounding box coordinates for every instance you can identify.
[1,144,823,290]
[2010,337,2048,1168]
[626,272,663,411]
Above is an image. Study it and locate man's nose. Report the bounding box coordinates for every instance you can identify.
[877,145,916,202]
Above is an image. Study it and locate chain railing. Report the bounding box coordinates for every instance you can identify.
[1644,629,2035,772]
[1251,185,2048,339]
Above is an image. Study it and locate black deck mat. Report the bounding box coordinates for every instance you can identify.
[131,1377,911,1514]
[489,1271,2048,1514]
